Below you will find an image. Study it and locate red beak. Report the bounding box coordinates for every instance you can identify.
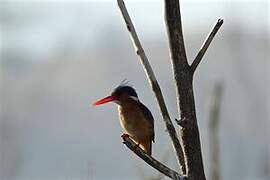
[92,96,115,106]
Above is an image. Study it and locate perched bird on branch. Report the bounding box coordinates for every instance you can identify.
[93,85,155,155]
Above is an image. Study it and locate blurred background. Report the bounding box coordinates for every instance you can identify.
[0,0,269,180]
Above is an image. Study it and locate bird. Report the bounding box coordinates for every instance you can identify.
[93,85,155,155]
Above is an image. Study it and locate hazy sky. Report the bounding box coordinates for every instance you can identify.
[1,1,269,180]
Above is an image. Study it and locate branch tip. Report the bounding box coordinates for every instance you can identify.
[218,19,224,24]
[190,18,224,74]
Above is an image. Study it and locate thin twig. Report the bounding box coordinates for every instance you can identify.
[122,136,187,180]
[190,19,223,74]
[117,0,186,174]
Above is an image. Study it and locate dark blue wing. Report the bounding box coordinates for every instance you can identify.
[138,102,155,142]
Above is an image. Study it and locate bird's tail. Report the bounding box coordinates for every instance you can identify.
[141,141,152,155]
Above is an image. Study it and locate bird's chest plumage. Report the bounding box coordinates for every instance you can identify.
[118,104,150,141]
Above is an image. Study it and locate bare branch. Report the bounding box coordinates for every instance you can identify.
[117,0,186,174]
[137,147,174,180]
[190,19,223,74]
[122,136,187,180]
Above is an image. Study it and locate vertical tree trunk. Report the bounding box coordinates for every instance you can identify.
[164,0,207,179]
[176,71,206,180]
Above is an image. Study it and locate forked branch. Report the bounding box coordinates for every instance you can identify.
[117,0,186,174]
[117,0,223,179]
[164,0,223,179]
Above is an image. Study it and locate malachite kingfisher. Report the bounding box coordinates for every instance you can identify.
[93,85,155,155]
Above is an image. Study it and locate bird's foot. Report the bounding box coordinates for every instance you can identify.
[121,133,129,140]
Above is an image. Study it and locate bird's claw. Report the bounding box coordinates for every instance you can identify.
[121,133,129,140]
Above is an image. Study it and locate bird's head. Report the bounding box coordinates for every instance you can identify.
[93,85,138,106]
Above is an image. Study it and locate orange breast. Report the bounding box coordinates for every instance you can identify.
[118,102,151,143]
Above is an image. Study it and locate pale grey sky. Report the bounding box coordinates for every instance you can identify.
[1,1,269,180]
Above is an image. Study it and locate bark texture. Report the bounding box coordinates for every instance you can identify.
[164,1,205,179]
